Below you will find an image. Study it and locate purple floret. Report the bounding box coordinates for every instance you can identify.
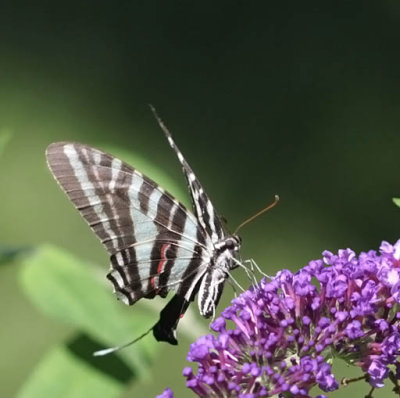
[155,387,174,398]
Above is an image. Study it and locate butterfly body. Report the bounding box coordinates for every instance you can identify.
[46,120,240,345]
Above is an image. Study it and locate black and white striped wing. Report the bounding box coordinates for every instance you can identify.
[46,142,211,306]
[153,110,225,244]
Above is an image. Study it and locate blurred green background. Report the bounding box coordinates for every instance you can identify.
[1,1,400,397]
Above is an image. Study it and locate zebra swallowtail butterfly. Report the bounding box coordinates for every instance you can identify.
[46,110,241,349]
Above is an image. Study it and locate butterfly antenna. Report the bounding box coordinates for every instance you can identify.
[93,326,153,357]
[233,195,280,235]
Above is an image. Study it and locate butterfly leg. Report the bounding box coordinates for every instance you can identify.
[232,257,259,288]
[245,258,272,279]
[226,269,245,292]
[226,277,239,298]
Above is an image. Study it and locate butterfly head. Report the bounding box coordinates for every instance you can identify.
[212,235,242,274]
[225,235,241,252]
[214,235,241,253]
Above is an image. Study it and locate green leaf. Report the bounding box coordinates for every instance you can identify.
[17,343,123,398]
[19,244,159,377]
[393,198,400,208]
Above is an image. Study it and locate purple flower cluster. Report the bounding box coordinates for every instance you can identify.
[183,240,400,397]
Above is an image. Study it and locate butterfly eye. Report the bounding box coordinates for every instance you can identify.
[225,237,240,251]
[229,235,241,249]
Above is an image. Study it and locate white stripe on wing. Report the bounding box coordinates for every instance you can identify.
[63,144,119,251]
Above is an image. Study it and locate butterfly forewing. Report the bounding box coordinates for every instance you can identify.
[46,142,211,305]
[157,118,225,244]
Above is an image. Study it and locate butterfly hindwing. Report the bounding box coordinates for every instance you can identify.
[46,142,211,304]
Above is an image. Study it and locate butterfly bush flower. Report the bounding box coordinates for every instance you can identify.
[182,240,400,397]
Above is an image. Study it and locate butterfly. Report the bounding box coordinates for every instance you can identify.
[45,108,242,350]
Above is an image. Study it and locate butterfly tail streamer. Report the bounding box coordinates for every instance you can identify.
[93,325,154,356]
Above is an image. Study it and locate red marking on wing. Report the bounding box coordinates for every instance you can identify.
[151,243,171,290]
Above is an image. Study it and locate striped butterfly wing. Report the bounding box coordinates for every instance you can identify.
[46,142,211,309]
[152,108,226,244]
